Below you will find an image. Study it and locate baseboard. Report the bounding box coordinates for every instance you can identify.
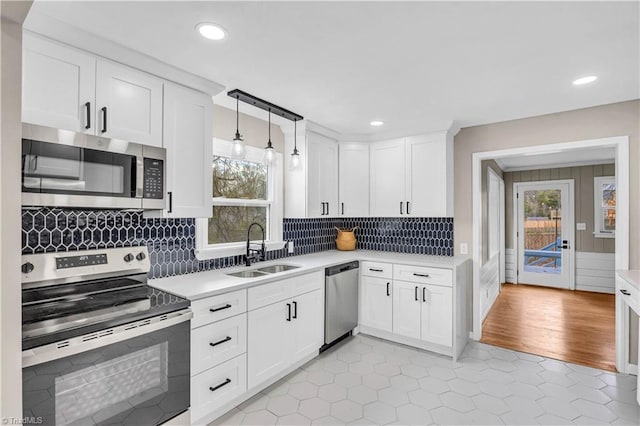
[358,325,458,361]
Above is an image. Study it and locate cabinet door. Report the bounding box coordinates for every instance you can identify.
[392,281,422,339]
[360,276,393,332]
[95,59,163,146]
[247,301,291,389]
[22,33,95,133]
[370,139,406,217]
[339,143,369,216]
[307,132,339,217]
[405,134,448,217]
[163,84,213,217]
[291,290,324,362]
[420,284,453,346]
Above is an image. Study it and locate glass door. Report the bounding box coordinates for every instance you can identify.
[516,180,574,289]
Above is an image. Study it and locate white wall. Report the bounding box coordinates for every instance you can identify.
[1,1,32,419]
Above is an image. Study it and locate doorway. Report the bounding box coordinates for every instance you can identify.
[515,180,575,290]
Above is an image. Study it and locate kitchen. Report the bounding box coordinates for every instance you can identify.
[2,1,640,425]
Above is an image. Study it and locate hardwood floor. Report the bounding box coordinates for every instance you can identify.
[481,283,616,371]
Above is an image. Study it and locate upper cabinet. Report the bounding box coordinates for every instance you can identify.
[284,124,340,218]
[23,34,96,134]
[307,132,339,217]
[22,33,163,147]
[161,84,213,218]
[339,142,369,217]
[95,59,163,147]
[370,132,454,217]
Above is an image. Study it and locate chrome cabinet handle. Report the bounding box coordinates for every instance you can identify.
[209,336,232,348]
[209,378,231,392]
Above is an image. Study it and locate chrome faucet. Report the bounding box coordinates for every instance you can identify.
[245,222,266,267]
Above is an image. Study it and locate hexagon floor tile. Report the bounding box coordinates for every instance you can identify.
[208,335,638,425]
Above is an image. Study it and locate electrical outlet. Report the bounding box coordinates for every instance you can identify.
[576,223,587,231]
[460,243,468,255]
[287,241,294,254]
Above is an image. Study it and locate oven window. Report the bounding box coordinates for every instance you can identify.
[55,343,168,424]
[23,320,190,426]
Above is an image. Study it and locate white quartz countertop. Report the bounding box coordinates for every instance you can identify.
[617,269,640,291]
[149,250,470,301]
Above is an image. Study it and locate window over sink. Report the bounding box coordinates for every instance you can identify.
[196,139,283,259]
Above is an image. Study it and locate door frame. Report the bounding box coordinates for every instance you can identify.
[487,167,505,285]
[513,179,575,290]
[470,136,629,372]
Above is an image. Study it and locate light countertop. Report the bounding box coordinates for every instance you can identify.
[617,269,640,291]
[149,250,470,301]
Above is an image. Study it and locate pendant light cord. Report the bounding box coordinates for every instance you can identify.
[293,119,298,154]
[267,109,272,147]
[236,97,239,132]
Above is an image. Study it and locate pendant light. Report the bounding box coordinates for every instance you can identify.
[231,96,246,159]
[263,109,276,165]
[289,119,302,171]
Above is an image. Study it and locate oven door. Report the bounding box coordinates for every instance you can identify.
[22,139,142,209]
[22,310,191,426]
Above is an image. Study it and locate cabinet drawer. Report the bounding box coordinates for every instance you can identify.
[248,271,323,311]
[192,289,247,329]
[617,277,640,315]
[192,314,247,376]
[191,354,247,422]
[361,261,393,279]
[394,264,452,287]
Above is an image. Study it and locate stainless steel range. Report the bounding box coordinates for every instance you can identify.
[21,246,192,426]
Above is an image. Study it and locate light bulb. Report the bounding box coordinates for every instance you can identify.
[290,151,301,171]
[263,146,275,165]
[231,139,246,159]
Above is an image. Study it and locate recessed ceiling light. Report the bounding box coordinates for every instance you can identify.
[196,23,226,41]
[370,121,384,126]
[573,75,597,86]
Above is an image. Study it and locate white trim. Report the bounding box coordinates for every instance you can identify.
[499,158,614,172]
[471,136,629,349]
[593,176,616,239]
[514,179,575,290]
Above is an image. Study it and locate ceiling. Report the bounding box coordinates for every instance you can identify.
[25,1,639,139]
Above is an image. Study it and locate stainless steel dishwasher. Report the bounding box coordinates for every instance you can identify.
[324,261,359,348]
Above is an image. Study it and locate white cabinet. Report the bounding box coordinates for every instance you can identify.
[247,300,291,388]
[370,139,406,217]
[161,83,213,217]
[247,271,324,389]
[22,33,164,147]
[421,284,453,346]
[392,281,422,339]
[339,143,369,216]
[360,268,393,333]
[370,132,454,217]
[95,59,163,147]
[307,131,339,217]
[22,33,95,133]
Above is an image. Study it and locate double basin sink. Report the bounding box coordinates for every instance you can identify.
[226,264,300,278]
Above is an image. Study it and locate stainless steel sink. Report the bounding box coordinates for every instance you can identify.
[226,270,269,278]
[256,264,300,274]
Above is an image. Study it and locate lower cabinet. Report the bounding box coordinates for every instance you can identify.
[360,275,393,332]
[191,354,247,422]
[393,281,453,346]
[248,288,323,389]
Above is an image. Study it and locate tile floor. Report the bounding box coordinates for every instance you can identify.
[210,334,639,425]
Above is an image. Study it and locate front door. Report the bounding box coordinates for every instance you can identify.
[516,180,574,289]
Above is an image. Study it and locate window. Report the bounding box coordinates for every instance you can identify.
[594,176,615,238]
[196,139,283,259]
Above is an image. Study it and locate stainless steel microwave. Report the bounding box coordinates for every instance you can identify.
[21,123,166,210]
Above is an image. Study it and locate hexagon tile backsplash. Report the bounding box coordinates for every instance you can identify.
[21,208,453,279]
